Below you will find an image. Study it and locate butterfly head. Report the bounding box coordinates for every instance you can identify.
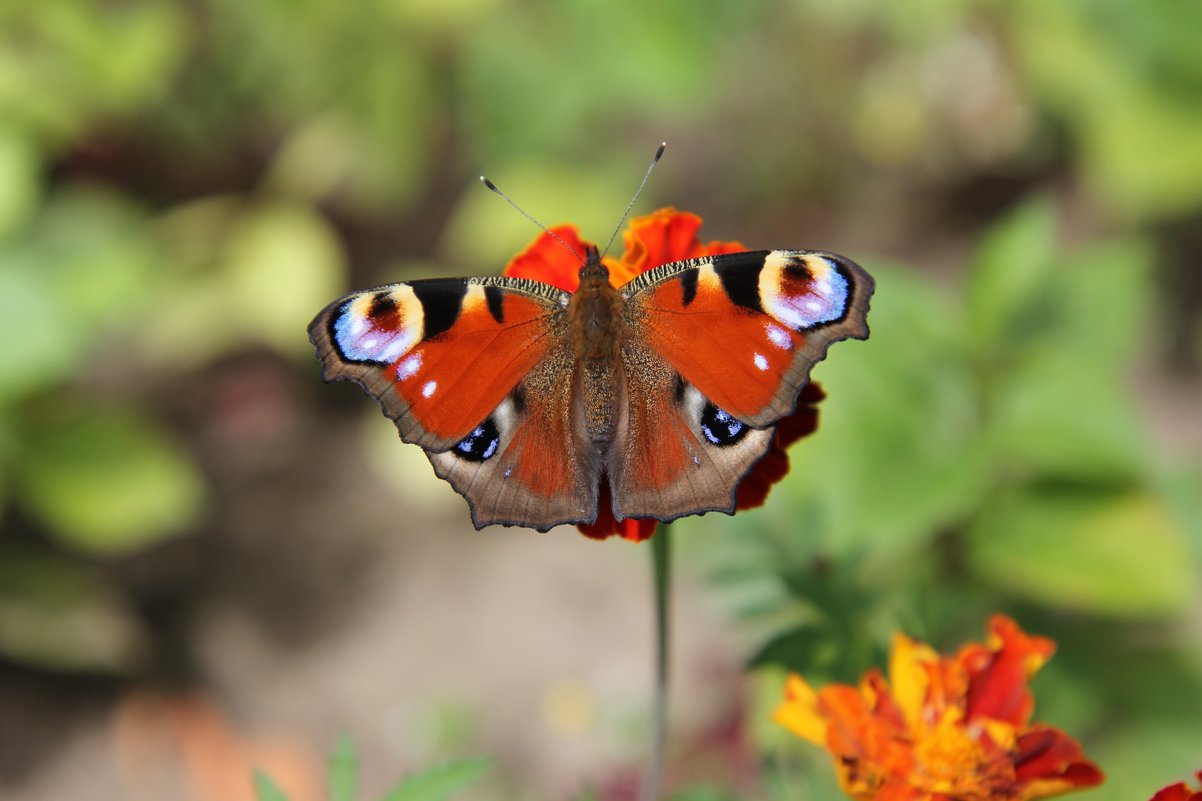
[577,244,608,284]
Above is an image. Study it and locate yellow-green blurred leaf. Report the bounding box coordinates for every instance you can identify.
[968,489,1195,616]
[0,124,39,241]
[223,202,344,355]
[0,263,81,399]
[15,409,204,554]
[146,199,344,364]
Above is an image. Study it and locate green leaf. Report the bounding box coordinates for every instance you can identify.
[1013,0,1202,219]
[329,734,358,801]
[379,758,492,801]
[967,487,1196,616]
[774,265,989,557]
[223,202,345,357]
[965,197,1058,353]
[1051,236,1152,365]
[14,408,204,555]
[0,260,81,399]
[146,200,344,364]
[253,770,291,801]
[986,360,1146,482]
[0,124,40,241]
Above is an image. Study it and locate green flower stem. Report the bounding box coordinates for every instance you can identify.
[642,523,672,801]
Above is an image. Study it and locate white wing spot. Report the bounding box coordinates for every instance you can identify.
[421,380,438,398]
[805,300,823,312]
[754,353,769,371]
[765,323,793,350]
[396,353,422,380]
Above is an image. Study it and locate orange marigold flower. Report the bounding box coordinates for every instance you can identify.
[1151,773,1202,801]
[774,615,1104,801]
[503,208,823,542]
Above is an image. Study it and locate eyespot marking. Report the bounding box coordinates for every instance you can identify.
[759,253,851,331]
[453,417,501,462]
[331,287,423,364]
[699,403,748,446]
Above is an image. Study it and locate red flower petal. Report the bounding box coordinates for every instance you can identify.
[1152,785,1197,801]
[1150,773,1202,801]
[964,615,1056,727]
[1013,727,1104,789]
[577,480,658,542]
[503,225,594,292]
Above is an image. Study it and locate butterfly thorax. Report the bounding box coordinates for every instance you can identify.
[570,249,624,445]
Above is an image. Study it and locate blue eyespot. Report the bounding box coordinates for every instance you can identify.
[454,418,500,461]
[700,403,748,446]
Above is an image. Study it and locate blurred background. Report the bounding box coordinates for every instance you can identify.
[0,1,1199,799]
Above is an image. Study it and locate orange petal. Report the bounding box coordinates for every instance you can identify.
[503,225,594,292]
[612,208,747,280]
[616,207,704,274]
[817,684,881,759]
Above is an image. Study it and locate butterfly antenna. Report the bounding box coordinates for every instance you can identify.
[600,140,667,259]
[480,176,585,265]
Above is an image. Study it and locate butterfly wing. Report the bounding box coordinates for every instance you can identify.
[309,276,600,531]
[610,249,873,519]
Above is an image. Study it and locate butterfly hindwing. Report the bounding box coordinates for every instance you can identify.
[608,339,776,521]
[426,350,602,531]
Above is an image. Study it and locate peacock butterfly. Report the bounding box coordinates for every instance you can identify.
[308,216,874,532]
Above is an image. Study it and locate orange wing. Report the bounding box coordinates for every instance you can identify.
[621,250,873,427]
[310,276,601,530]
[310,276,565,449]
[607,250,873,520]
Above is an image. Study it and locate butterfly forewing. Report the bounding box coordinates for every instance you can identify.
[621,250,873,428]
[309,276,567,449]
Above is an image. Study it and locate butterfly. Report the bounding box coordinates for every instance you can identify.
[309,236,873,532]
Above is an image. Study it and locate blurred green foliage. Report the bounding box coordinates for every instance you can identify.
[255,738,490,801]
[0,0,1200,799]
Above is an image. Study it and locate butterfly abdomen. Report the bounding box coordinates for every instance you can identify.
[570,259,625,446]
